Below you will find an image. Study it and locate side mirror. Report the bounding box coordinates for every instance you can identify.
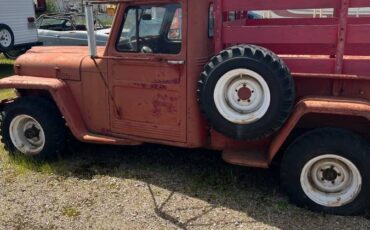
[85,3,97,57]
[141,13,152,21]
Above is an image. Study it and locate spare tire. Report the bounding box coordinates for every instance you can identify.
[197,44,295,140]
[0,24,14,52]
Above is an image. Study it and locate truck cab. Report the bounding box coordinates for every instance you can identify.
[0,0,369,215]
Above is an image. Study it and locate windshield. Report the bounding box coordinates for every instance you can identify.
[37,14,112,31]
[37,17,73,31]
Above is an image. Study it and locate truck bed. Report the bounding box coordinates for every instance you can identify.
[215,0,370,78]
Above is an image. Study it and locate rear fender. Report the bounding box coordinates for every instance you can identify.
[268,97,370,163]
[0,75,88,141]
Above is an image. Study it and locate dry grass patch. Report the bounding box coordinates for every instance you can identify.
[62,207,81,218]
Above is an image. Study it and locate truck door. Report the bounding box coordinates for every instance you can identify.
[107,1,187,143]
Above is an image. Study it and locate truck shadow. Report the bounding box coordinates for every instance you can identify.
[33,142,370,229]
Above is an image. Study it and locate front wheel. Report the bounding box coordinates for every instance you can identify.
[0,97,66,160]
[281,128,370,215]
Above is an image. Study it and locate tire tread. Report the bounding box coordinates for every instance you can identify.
[281,128,370,215]
[0,96,66,160]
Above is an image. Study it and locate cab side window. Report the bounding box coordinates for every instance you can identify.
[116,4,182,54]
[167,8,182,41]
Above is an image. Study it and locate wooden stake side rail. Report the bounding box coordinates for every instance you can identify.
[223,0,370,11]
[215,0,370,77]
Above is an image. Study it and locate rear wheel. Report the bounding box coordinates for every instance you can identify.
[281,128,370,215]
[0,97,66,160]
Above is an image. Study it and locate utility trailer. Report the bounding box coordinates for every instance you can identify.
[0,0,369,215]
[0,0,41,59]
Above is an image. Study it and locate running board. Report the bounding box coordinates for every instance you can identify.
[222,150,269,168]
[81,133,142,146]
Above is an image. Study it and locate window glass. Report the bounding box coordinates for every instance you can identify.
[168,8,182,40]
[38,18,69,28]
[117,4,182,54]
[37,17,74,31]
[120,9,138,51]
[141,7,166,37]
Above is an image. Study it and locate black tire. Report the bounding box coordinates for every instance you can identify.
[0,24,15,52]
[0,97,66,161]
[197,44,295,140]
[281,128,370,215]
[3,48,27,60]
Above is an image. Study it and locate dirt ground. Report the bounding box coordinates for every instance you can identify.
[1,143,370,230]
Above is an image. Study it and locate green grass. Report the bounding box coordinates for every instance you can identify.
[62,207,81,218]
[0,54,14,78]
[0,148,55,175]
[0,54,17,100]
[0,89,16,100]
[0,54,14,65]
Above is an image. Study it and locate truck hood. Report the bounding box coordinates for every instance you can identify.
[15,46,103,81]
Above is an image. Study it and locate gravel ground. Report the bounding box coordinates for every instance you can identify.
[1,143,370,230]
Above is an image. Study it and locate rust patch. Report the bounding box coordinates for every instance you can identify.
[152,78,180,84]
[152,94,178,116]
[133,83,167,90]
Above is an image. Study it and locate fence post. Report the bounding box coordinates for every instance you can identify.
[335,0,350,74]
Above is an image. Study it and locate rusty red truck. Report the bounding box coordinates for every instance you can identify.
[0,0,369,215]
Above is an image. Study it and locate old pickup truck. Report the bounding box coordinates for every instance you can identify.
[0,0,369,215]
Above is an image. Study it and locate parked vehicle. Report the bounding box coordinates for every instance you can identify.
[36,13,110,46]
[1,0,370,215]
[0,0,41,59]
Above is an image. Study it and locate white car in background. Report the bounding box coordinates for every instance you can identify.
[36,13,111,47]
[0,0,41,59]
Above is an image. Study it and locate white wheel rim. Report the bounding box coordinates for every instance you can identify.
[214,68,271,124]
[300,154,362,207]
[9,115,45,155]
[0,28,12,48]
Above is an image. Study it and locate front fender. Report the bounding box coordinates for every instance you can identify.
[0,75,88,140]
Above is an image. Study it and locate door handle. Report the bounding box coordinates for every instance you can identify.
[167,60,185,65]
